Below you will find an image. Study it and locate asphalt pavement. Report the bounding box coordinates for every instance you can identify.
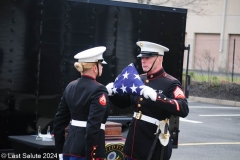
[122,97,240,160]
[171,100,240,160]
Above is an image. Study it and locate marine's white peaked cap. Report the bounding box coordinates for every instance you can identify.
[136,41,169,57]
[74,46,107,64]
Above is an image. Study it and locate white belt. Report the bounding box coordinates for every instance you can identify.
[71,120,105,130]
[133,112,160,126]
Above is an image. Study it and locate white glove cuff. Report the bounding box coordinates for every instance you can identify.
[59,154,63,160]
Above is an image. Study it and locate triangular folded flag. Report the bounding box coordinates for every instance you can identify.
[113,63,144,96]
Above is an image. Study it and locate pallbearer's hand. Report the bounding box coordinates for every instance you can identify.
[140,86,157,101]
[106,82,114,96]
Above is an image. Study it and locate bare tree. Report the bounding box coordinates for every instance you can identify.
[202,50,215,85]
[194,54,205,82]
[218,60,231,83]
[132,0,219,15]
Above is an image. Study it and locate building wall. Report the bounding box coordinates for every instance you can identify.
[185,0,240,74]
[115,0,240,73]
[194,33,220,71]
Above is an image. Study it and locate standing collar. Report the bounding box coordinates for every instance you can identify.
[81,74,96,80]
[147,68,165,79]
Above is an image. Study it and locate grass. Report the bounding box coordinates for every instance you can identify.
[183,71,240,86]
[192,74,240,83]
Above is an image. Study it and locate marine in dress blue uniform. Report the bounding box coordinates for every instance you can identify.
[106,41,189,160]
[53,47,110,160]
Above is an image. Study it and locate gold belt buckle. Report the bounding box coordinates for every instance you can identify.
[135,111,142,120]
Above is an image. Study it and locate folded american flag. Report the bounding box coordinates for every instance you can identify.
[113,63,144,96]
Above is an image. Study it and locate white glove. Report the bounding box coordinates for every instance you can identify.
[140,86,157,101]
[59,154,63,160]
[106,82,114,96]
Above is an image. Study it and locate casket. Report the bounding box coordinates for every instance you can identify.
[105,121,122,140]
[65,121,122,140]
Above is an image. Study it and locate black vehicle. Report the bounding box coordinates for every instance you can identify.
[0,0,187,152]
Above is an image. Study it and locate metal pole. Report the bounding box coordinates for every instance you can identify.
[184,44,190,96]
[232,39,236,82]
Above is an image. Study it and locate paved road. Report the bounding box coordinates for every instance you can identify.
[171,101,240,160]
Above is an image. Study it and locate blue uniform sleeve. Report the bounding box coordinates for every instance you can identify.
[154,81,189,118]
[53,90,71,154]
[85,85,109,160]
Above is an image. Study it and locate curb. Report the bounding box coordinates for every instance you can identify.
[188,96,240,107]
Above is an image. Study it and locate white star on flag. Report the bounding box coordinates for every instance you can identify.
[112,86,118,94]
[134,74,141,80]
[113,63,144,96]
[130,83,138,93]
[122,71,130,79]
[120,84,127,93]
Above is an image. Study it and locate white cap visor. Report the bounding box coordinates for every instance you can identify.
[136,41,169,57]
[74,46,107,64]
